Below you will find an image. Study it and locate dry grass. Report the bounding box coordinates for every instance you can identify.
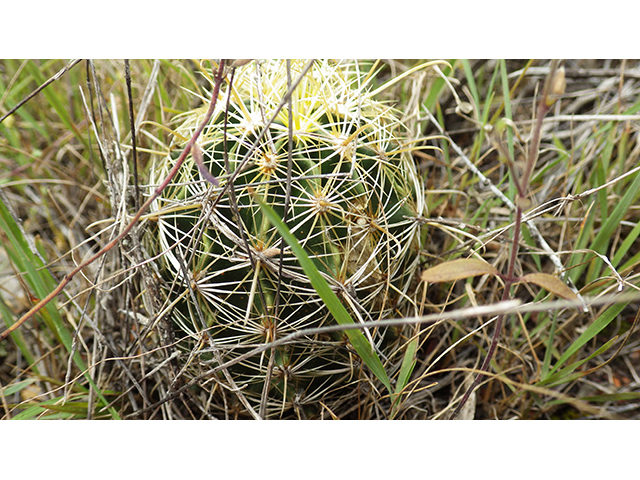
[1,59,639,419]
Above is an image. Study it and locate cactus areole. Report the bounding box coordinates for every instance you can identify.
[147,60,426,418]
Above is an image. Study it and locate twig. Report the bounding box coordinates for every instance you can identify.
[508,65,640,80]
[134,60,160,132]
[543,114,640,122]
[124,60,141,212]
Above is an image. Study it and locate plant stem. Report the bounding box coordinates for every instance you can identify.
[449,205,522,419]
[449,60,563,419]
[124,59,141,213]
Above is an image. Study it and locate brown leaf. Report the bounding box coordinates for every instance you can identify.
[421,258,499,284]
[192,144,219,186]
[520,273,578,300]
[229,59,254,68]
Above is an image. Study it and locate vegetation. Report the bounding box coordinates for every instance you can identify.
[1,59,639,419]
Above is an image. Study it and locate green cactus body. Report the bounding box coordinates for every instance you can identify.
[147,60,426,418]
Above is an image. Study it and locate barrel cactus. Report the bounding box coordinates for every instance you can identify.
[146,59,427,418]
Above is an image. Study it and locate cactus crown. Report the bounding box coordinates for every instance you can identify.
[147,59,426,418]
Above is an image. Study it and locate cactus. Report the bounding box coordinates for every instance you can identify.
[146,60,426,418]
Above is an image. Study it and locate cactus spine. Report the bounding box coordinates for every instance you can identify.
[147,60,426,418]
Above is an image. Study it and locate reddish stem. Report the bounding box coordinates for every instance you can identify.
[449,205,522,419]
[449,60,561,419]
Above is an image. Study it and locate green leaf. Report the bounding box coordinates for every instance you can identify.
[254,194,392,393]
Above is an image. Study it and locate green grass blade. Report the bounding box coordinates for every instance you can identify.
[540,309,560,379]
[571,165,640,285]
[0,191,64,336]
[388,335,419,419]
[462,60,498,164]
[23,60,90,153]
[538,335,617,387]
[0,192,121,419]
[580,392,640,403]
[423,60,456,113]
[619,248,640,277]
[612,218,640,269]
[499,59,515,161]
[460,60,479,110]
[545,301,627,379]
[0,296,38,373]
[0,378,38,397]
[11,397,88,420]
[396,338,418,394]
[255,195,392,393]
